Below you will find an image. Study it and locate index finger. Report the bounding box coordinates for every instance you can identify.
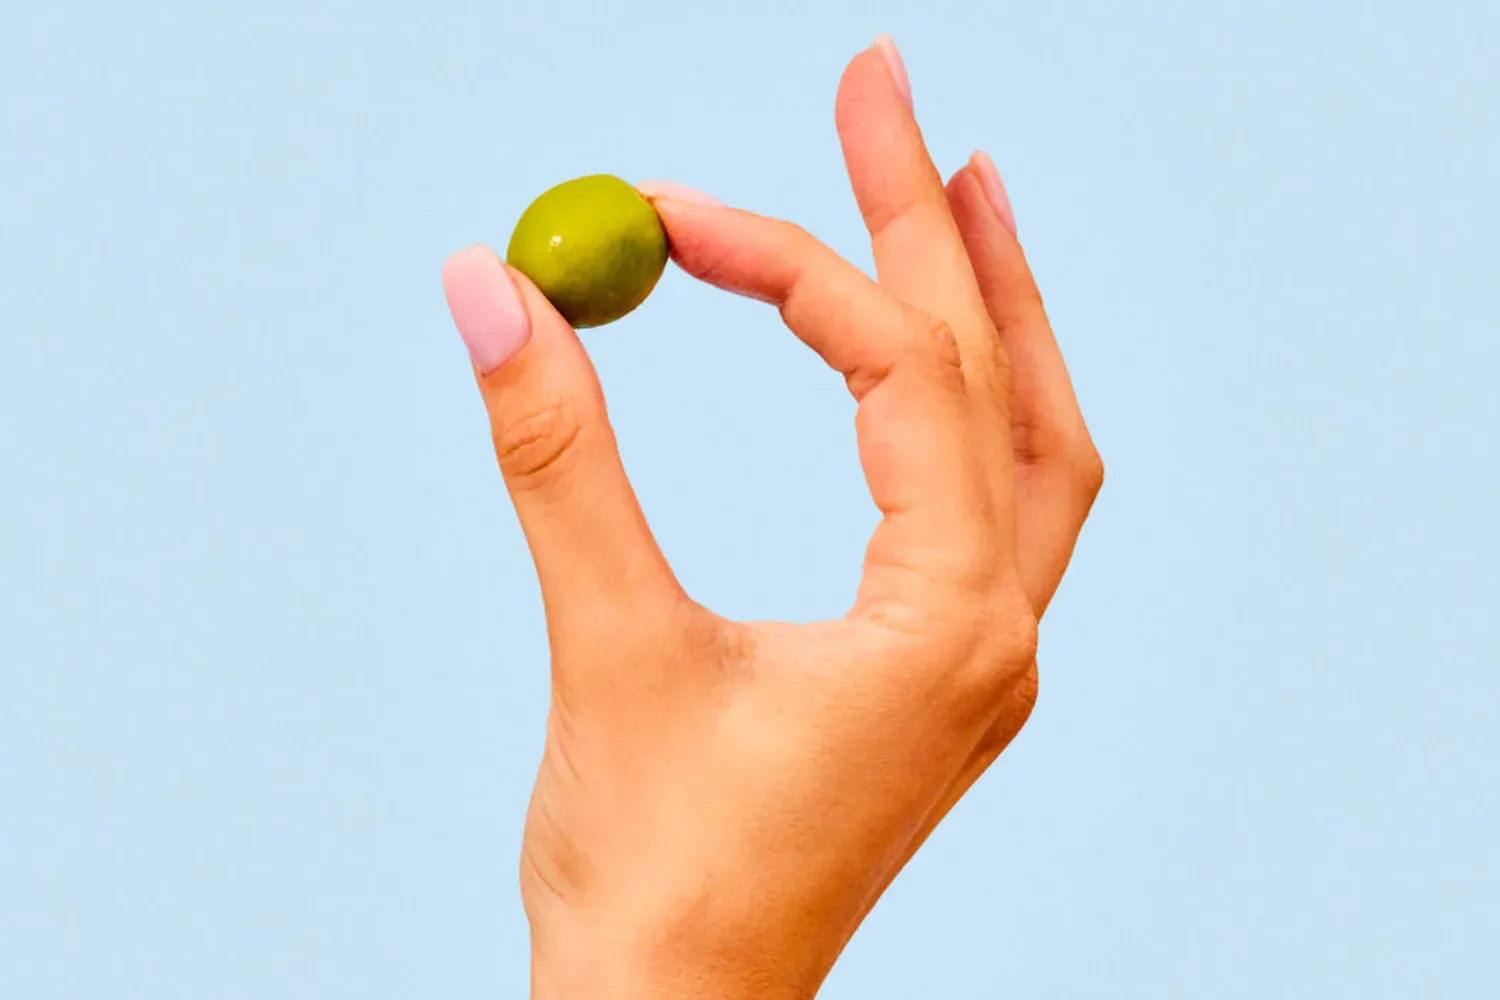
[835,41,999,383]
[640,189,1005,596]
[641,190,920,400]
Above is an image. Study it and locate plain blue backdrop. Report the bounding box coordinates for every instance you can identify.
[3,1,1496,996]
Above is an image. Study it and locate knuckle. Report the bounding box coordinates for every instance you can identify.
[1076,443,1106,496]
[1005,606,1042,669]
[1011,661,1041,719]
[955,588,1040,700]
[1034,421,1105,498]
[858,582,1040,733]
[910,585,1041,709]
[864,197,932,245]
[492,401,585,489]
[906,309,965,372]
[777,219,817,247]
[976,661,1040,755]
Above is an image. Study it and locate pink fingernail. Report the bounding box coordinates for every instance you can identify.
[971,151,1018,236]
[635,180,724,207]
[874,35,912,109]
[441,246,531,374]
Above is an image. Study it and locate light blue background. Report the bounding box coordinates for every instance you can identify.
[3,1,1496,996]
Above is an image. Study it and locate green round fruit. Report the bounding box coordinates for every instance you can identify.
[505,174,669,329]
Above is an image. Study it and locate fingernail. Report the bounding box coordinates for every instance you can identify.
[635,180,724,207]
[441,246,531,374]
[970,151,1017,236]
[874,35,912,109]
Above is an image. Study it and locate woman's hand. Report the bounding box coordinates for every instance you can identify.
[441,38,1101,1000]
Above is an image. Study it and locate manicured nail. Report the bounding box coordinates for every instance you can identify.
[441,246,531,374]
[970,151,1017,236]
[874,35,912,109]
[635,180,724,207]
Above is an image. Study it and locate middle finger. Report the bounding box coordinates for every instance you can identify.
[835,40,1009,412]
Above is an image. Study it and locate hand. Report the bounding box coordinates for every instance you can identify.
[441,38,1101,1000]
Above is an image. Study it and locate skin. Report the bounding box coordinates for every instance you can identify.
[442,41,1102,1000]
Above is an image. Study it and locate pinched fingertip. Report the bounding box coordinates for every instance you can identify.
[635,180,725,208]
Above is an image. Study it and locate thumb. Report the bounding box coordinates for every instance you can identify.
[441,245,679,628]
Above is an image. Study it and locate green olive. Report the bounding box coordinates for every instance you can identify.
[505,174,669,329]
